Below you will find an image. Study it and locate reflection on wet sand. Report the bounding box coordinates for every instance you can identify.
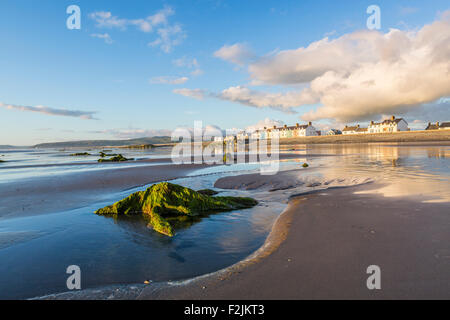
[300,144,450,203]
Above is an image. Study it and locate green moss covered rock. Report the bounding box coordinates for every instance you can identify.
[99,151,118,158]
[95,182,258,236]
[70,152,91,156]
[98,154,133,162]
[197,189,219,196]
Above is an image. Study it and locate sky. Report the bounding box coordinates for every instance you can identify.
[0,0,449,145]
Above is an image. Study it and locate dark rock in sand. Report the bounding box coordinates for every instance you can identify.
[98,154,133,162]
[70,152,91,156]
[95,182,258,236]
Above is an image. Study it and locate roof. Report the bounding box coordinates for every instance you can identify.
[343,126,360,131]
[370,118,407,126]
[440,122,450,128]
[356,127,368,132]
[426,124,440,130]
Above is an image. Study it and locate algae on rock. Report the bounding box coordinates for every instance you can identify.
[98,154,133,162]
[70,152,91,156]
[95,182,258,236]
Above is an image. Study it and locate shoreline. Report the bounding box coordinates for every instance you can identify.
[0,152,328,220]
[0,162,209,220]
[36,182,450,300]
[134,183,450,300]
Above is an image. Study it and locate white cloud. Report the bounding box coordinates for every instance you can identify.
[0,102,97,120]
[214,43,255,66]
[91,33,113,44]
[172,57,199,68]
[173,88,206,100]
[172,57,203,77]
[218,86,316,113]
[89,7,184,52]
[148,24,185,53]
[248,31,383,85]
[190,69,204,77]
[179,11,450,122]
[89,11,127,29]
[89,7,173,32]
[150,76,189,85]
[245,118,285,131]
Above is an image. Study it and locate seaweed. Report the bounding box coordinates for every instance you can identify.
[95,182,258,236]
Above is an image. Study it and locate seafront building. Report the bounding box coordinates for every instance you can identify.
[215,116,449,142]
[219,122,319,142]
[426,122,450,130]
[250,122,319,140]
[342,125,368,135]
[368,116,409,133]
[343,116,409,135]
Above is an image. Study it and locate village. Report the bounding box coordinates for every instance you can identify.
[216,116,450,142]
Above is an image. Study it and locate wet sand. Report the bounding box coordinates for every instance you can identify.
[0,153,325,220]
[0,163,208,220]
[137,183,450,300]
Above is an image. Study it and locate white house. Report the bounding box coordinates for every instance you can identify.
[368,116,409,133]
[342,125,367,135]
[293,122,319,137]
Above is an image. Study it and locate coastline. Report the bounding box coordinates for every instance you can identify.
[0,152,327,220]
[0,163,208,220]
[136,183,450,300]
[41,182,450,300]
[13,142,450,300]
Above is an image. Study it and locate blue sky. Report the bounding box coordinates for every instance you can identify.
[0,0,449,145]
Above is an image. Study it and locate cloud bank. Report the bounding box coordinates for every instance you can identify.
[0,102,97,120]
[214,43,255,66]
[179,12,450,122]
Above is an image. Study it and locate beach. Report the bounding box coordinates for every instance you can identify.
[137,183,450,300]
[0,162,208,220]
[1,143,449,299]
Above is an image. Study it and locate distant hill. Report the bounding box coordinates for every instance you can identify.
[0,145,27,149]
[34,136,174,148]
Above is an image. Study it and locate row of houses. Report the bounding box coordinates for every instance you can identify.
[342,116,410,135]
[218,122,320,142]
[341,117,450,135]
[216,116,450,142]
